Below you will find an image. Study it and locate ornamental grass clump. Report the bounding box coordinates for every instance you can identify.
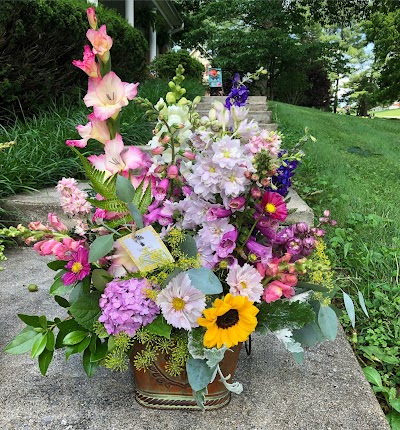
[3,7,366,410]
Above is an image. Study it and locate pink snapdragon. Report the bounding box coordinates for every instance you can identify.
[88,133,147,177]
[86,24,113,63]
[33,237,85,261]
[47,213,68,232]
[263,280,296,303]
[84,72,139,121]
[66,113,110,148]
[72,45,100,78]
[28,221,49,232]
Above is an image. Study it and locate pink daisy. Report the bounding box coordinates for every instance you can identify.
[156,272,206,330]
[62,247,91,285]
[226,263,264,302]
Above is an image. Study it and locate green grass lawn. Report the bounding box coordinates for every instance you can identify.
[372,108,400,118]
[272,101,400,424]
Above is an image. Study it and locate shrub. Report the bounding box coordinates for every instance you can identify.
[0,0,147,123]
[150,50,204,80]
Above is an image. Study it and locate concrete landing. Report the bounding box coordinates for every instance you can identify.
[0,248,390,430]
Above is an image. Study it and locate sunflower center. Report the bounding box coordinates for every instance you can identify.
[216,309,239,329]
[172,297,185,311]
[71,262,83,274]
[265,203,277,213]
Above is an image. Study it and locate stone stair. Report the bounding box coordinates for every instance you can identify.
[197,95,277,132]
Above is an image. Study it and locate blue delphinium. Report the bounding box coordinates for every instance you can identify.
[225,73,249,109]
[269,150,299,196]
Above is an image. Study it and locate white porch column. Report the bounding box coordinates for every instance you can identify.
[149,23,157,62]
[125,0,134,27]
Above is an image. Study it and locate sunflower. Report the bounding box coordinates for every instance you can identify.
[198,294,259,349]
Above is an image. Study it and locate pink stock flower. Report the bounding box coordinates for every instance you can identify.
[86,25,113,63]
[88,133,146,176]
[261,191,288,221]
[87,7,98,30]
[72,45,99,78]
[47,213,68,232]
[227,263,264,302]
[263,280,296,303]
[84,72,138,121]
[62,247,91,285]
[66,113,110,148]
[56,178,91,216]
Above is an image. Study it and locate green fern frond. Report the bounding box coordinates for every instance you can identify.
[87,198,128,213]
[71,147,117,200]
[104,216,133,229]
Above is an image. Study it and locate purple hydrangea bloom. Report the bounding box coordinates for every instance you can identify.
[99,278,159,336]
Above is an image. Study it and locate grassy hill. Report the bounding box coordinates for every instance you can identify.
[271,101,400,423]
[372,108,400,118]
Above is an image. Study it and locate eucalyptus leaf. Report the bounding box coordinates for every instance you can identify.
[116,175,136,203]
[358,290,369,318]
[318,306,338,341]
[89,234,114,263]
[180,235,198,258]
[127,202,144,229]
[186,267,222,295]
[186,358,216,392]
[342,291,355,328]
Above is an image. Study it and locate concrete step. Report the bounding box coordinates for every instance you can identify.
[0,248,390,429]
[197,110,273,123]
[197,103,267,112]
[259,123,278,131]
[202,95,267,104]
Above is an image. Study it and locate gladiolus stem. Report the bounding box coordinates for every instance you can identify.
[107,115,121,139]
[99,57,112,76]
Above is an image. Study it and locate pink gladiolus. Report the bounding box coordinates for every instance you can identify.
[66,113,110,148]
[229,196,245,210]
[84,72,139,121]
[167,164,179,179]
[47,213,68,232]
[87,7,98,29]
[72,45,99,78]
[86,25,113,63]
[263,280,295,303]
[88,134,146,176]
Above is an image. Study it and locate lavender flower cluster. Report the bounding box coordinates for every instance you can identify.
[99,278,159,336]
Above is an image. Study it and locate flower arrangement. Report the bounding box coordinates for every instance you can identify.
[3,8,358,410]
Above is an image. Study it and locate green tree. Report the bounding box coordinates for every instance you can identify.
[343,71,379,116]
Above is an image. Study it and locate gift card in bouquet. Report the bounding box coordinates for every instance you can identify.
[117,226,174,272]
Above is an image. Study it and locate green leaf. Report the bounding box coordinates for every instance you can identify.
[54,295,70,308]
[138,180,153,214]
[50,277,72,295]
[89,234,114,263]
[47,260,68,271]
[127,202,144,229]
[186,267,223,295]
[193,387,207,411]
[116,175,136,203]
[387,411,400,430]
[17,314,43,328]
[256,300,315,333]
[83,348,99,377]
[71,147,117,200]
[358,290,369,318]
[69,283,85,305]
[92,268,112,292]
[31,333,48,358]
[186,358,216,392]
[180,235,198,258]
[390,399,400,414]
[318,306,338,341]
[5,326,43,355]
[63,331,89,346]
[143,315,172,339]
[359,345,400,365]
[342,291,355,328]
[296,281,328,293]
[38,348,54,376]
[69,292,102,330]
[90,341,108,362]
[39,315,47,329]
[65,345,80,360]
[164,268,182,287]
[291,351,304,364]
[362,366,383,388]
[75,336,91,353]
[46,331,55,351]
[55,319,85,349]
[292,322,326,347]
[132,178,145,207]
